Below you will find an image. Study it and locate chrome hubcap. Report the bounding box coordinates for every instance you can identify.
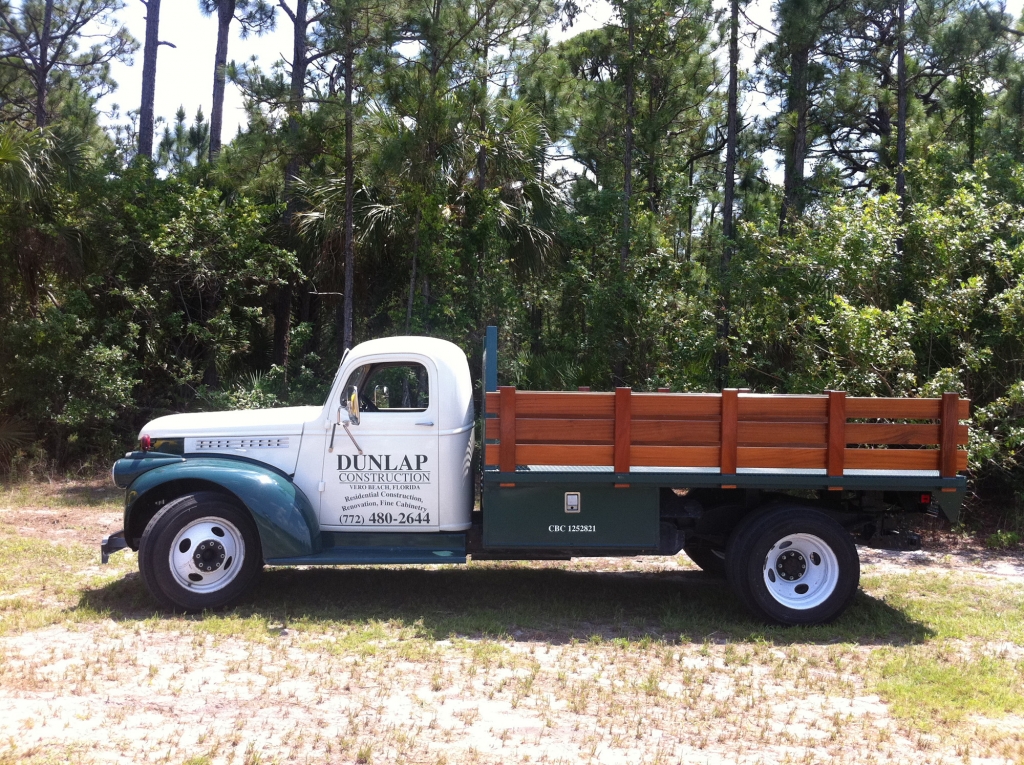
[169,517,244,593]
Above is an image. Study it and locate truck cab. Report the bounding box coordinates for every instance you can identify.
[118,336,475,534]
[300,335,475,533]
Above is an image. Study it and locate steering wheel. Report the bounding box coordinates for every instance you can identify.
[358,392,379,412]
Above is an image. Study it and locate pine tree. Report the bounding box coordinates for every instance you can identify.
[138,0,176,161]
[0,0,136,128]
[198,0,274,160]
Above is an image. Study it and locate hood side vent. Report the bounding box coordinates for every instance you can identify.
[196,437,290,450]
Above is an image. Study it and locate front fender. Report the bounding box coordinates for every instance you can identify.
[125,458,321,559]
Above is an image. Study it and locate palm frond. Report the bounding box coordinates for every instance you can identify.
[0,127,88,204]
[0,416,32,458]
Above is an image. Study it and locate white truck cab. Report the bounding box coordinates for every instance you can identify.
[298,335,475,532]
[134,336,476,534]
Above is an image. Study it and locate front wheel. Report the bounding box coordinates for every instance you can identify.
[139,492,262,612]
[725,505,859,625]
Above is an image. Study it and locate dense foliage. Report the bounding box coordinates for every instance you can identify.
[1,0,1023,525]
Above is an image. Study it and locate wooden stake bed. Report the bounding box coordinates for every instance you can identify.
[484,388,970,479]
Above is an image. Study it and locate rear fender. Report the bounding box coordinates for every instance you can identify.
[124,458,320,560]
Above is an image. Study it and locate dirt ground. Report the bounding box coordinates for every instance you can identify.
[0,624,984,765]
[858,546,1024,583]
[1,480,1023,765]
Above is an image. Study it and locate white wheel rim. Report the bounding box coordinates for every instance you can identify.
[168,517,245,594]
[762,533,839,610]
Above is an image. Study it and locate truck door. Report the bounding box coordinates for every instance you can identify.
[319,357,440,532]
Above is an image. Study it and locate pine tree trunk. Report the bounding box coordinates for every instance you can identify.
[620,4,635,269]
[779,45,809,232]
[722,0,739,247]
[209,0,235,161]
[34,0,54,128]
[476,9,489,193]
[283,0,308,202]
[406,220,420,334]
[646,71,662,213]
[203,293,222,387]
[877,99,892,175]
[476,117,487,191]
[275,0,308,368]
[272,283,292,367]
[895,0,908,205]
[474,10,490,339]
[138,0,162,161]
[718,0,740,387]
[646,103,660,214]
[685,158,694,259]
[343,10,356,351]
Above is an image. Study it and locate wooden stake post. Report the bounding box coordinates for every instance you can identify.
[939,392,960,479]
[720,389,738,485]
[614,388,631,486]
[827,390,846,487]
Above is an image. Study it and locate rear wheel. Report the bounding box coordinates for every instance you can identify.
[725,505,859,625]
[139,492,262,612]
[682,540,726,577]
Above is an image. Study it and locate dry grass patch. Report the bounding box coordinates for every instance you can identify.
[0,624,949,764]
[0,479,122,546]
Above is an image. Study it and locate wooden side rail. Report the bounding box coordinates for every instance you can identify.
[484,389,970,477]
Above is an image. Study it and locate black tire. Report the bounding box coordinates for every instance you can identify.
[725,505,859,625]
[682,540,727,577]
[139,491,262,612]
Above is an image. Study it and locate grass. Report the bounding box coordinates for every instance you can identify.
[862,571,1024,642]
[1,479,1023,763]
[876,650,1024,728]
[70,561,942,648]
[1,478,123,510]
[0,536,134,635]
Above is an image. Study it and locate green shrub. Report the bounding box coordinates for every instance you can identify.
[986,530,1022,549]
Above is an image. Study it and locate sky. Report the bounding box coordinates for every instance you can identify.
[99,0,1023,159]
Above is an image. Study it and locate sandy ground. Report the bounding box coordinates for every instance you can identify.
[858,547,1024,583]
[0,484,122,546]
[0,482,1022,764]
[0,625,989,765]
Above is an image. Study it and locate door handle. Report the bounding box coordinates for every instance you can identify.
[415,421,434,426]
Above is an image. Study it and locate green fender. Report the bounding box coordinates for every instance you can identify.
[125,457,321,559]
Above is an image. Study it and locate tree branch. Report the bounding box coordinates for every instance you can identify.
[278,0,296,24]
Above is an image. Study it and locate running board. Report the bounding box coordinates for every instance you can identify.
[265,532,467,566]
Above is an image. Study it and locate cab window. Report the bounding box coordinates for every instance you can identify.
[342,362,429,413]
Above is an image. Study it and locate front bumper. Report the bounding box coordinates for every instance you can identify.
[101,530,128,564]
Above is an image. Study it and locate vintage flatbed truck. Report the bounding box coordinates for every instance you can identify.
[102,326,970,625]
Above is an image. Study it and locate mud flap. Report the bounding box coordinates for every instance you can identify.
[101,530,128,564]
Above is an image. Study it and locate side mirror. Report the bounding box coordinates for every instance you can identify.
[345,385,360,425]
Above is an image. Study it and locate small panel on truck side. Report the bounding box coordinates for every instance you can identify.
[484,485,659,548]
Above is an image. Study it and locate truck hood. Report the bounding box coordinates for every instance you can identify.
[141,406,322,439]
